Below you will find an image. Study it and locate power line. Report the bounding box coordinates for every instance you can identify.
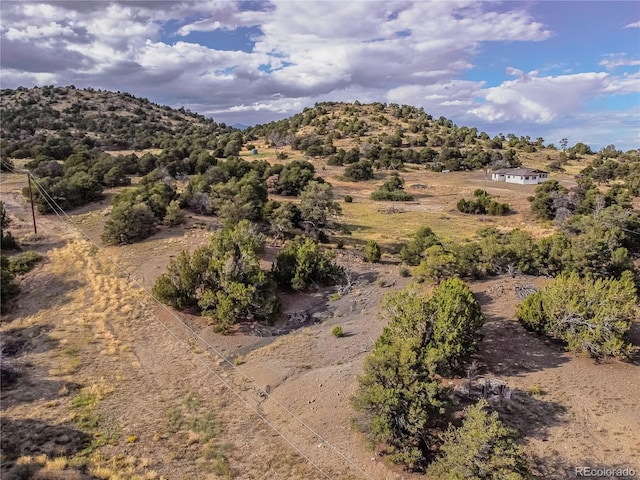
[22,171,337,480]
[17,169,377,480]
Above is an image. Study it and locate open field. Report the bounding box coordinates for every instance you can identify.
[2,162,639,480]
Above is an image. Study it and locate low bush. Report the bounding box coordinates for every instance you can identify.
[8,251,43,275]
[457,189,509,216]
[363,240,381,263]
[370,173,414,201]
[273,236,344,291]
[332,325,344,337]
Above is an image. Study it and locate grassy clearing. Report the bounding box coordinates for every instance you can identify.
[339,201,485,246]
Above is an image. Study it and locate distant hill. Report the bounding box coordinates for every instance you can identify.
[245,101,542,172]
[0,87,622,178]
[0,85,234,156]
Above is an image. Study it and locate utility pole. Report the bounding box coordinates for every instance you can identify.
[27,173,37,234]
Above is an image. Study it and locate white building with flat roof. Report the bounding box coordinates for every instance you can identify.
[491,168,549,185]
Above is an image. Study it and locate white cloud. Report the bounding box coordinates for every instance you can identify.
[470,72,609,123]
[624,21,640,28]
[387,80,484,117]
[0,0,636,149]
[599,53,640,70]
[0,0,552,101]
[176,2,266,35]
[5,22,77,42]
[603,71,640,95]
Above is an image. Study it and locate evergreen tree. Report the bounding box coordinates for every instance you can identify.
[353,281,483,469]
[352,287,447,470]
[516,271,637,358]
[273,236,343,291]
[152,221,280,333]
[299,181,341,239]
[428,278,485,376]
[427,399,530,480]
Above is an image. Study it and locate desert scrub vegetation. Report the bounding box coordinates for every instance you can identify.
[7,250,43,275]
[332,325,344,337]
[363,240,381,263]
[273,235,344,291]
[456,189,510,215]
[102,181,177,245]
[402,209,638,282]
[516,271,638,359]
[153,220,280,333]
[352,279,484,469]
[163,393,234,477]
[370,172,414,201]
[1,204,45,311]
[0,200,17,249]
[343,159,374,181]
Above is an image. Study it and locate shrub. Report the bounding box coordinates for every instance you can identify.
[371,189,414,201]
[399,267,411,277]
[352,287,448,470]
[1,256,19,312]
[275,159,315,196]
[102,202,157,245]
[164,199,186,226]
[299,181,342,239]
[428,278,485,376]
[343,160,374,181]
[153,221,280,334]
[7,251,43,275]
[273,236,344,291]
[363,240,381,263]
[0,201,18,250]
[332,325,344,337]
[343,195,353,203]
[516,271,637,358]
[399,227,441,266]
[370,173,414,201]
[457,190,509,216]
[529,180,568,221]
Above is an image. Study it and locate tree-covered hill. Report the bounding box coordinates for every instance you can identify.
[246,101,546,172]
[247,100,639,195]
[0,85,233,155]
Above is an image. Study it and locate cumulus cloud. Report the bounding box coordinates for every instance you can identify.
[0,0,552,104]
[0,0,636,148]
[5,21,77,41]
[603,71,640,95]
[175,2,268,35]
[470,71,610,123]
[387,80,484,117]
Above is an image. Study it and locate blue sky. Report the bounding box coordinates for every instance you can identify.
[1,1,638,150]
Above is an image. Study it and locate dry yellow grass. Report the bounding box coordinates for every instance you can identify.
[1,236,166,479]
